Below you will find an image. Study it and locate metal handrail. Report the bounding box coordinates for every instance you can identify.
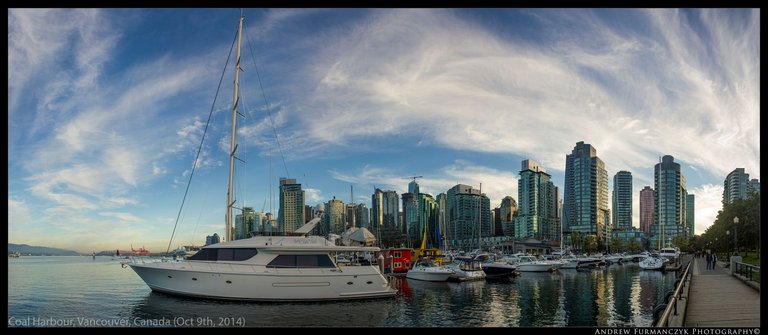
[734,261,760,283]
[654,259,692,327]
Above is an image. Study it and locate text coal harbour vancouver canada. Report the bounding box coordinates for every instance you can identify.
[8,316,246,327]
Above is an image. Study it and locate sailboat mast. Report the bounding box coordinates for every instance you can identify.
[226,14,244,242]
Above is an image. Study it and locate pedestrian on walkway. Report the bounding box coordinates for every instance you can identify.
[705,252,713,270]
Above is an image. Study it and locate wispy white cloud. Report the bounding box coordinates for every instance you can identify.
[288,9,757,235]
[9,9,119,139]
[99,211,144,223]
[8,198,33,226]
[9,9,230,251]
[152,163,167,176]
[16,32,220,205]
[286,9,758,183]
[248,9,327,41]
[688,184,724,235]
[304,188,324,205]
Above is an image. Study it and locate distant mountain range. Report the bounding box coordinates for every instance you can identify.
[8,243,79,255]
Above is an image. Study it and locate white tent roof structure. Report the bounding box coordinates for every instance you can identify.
[341,227,376,246]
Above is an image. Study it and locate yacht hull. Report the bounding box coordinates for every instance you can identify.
[405,268,453,282]
[129,262,396,301]
[481,263,517,278]
[515,264,555,272]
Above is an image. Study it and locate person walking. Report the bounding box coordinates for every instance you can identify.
[705,252,713,270]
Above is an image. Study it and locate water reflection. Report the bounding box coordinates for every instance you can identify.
[130,291,393,327]
[9,257,679,327]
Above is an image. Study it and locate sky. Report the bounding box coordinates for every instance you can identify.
[8,8,760,253]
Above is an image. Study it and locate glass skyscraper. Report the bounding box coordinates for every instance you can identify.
[499,196,517,237]
[686,194,695,238]
[324,197,346,235]
[446,184,490,250]
[278,177,305,234]
[612,171,633,231]
[371,188,401,247]
[355,203,370,229]
[234,206,256,240]
[515,159,559,241]
[653,155,686,248]
[639,186,654,234]
[563,141,609,248]
[371,189,400,228]
[723,168,760,205]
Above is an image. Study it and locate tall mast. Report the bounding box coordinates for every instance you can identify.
[226,13,244,242]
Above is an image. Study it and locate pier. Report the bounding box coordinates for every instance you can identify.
[682,256,760,327]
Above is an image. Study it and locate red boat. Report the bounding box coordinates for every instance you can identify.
[131,245,151,257]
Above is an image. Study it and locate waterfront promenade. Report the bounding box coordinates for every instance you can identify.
[683,256,760,327]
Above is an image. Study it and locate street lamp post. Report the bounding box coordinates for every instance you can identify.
[733,216,739,256]
[726,230,730,255]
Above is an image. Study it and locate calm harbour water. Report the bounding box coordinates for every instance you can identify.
[8,256,677,327]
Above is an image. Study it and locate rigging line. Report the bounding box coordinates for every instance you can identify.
[243,23,290,178]
[232,94,247,207]
[165,27,239,255]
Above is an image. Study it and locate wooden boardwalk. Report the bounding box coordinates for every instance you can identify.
[683,257,761,327]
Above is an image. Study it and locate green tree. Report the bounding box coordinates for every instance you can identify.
[627,238,641,253]
[672,235,689,252]
[610,238,626,253]
[584,235,598,254]
[571,231,581,251]
[701,192,760,257]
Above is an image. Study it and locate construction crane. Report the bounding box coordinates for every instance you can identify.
[405,176,423,191]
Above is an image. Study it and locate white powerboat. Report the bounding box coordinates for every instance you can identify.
[128,229,396,301]
[659,247,680,263]
[477,254,517,278]
[446,256,486,281]
[505,255,558,272]
[406,259,454,282]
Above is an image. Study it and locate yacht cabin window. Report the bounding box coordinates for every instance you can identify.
[187,248,258,261]
[266,255,336,268]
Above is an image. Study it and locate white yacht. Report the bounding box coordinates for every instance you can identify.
[128,228,396,301]
[406,259,454,282]
[505,255,558,272]
[658,247,680,262]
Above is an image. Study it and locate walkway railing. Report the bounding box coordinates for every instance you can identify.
[733,261,760,284]
[653,259,692,327]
